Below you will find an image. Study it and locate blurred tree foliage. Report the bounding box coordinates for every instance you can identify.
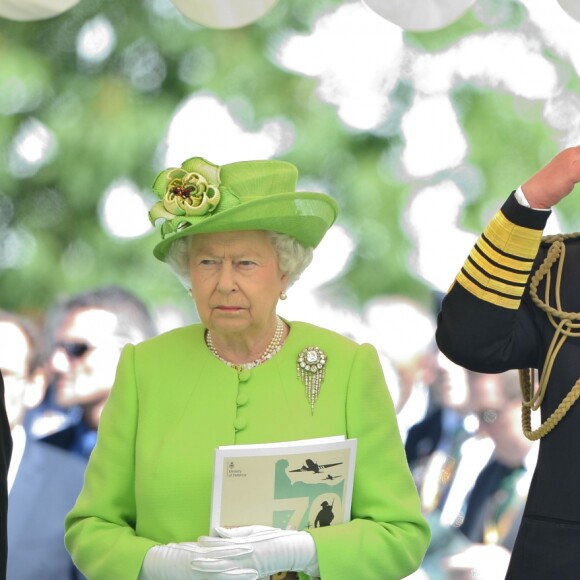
[0,0,574,322]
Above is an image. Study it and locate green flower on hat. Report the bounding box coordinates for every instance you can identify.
[149,157,222,237]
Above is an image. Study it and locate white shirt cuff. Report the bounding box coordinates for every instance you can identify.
[515,186,550,211]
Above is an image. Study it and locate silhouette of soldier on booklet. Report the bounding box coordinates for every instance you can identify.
[315,501,335,528]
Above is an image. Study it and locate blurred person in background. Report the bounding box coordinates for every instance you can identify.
[419,369,535,579]
[436,146,580,578]
[29,285,157,461]
[404,290,479,521]
[404,347,476,516]
[0,309,86,579]
[438,369,536,580]
[64,156,430,579]
[362,295,436,440]
[0,370,11,580]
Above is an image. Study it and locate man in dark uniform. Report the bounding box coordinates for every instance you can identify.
[0,371,12,580]
[436,146,580,579]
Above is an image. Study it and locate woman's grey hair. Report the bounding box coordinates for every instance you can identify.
[165,231,313,291]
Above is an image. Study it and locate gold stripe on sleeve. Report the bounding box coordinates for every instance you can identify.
[485,211,543,259]
[462,259,526,297]
[475,237,532,275]
[457,272,521,310]
[456,271,521,309]
[454,209,543,309]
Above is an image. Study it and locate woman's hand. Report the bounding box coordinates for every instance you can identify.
[196,525,320,579]
[138,542,258,580]
[522,146,580,209]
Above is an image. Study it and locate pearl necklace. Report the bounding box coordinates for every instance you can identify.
[205,316,285,371]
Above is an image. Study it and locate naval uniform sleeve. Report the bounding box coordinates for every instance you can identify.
[436,191,551,372]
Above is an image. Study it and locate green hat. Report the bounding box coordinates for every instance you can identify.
[149,156,339,262]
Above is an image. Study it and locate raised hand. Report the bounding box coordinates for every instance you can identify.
[522,146,580,209]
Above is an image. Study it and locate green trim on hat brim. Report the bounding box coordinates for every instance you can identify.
[152,191,339,262]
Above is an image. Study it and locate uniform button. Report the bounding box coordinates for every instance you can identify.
[233,417,247,431]
[237,393,249,406]
[237,368,251,383]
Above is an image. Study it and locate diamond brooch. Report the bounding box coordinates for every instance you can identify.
[297,346,327,414]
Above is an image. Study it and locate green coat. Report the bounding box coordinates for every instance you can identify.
[65,321,430,579]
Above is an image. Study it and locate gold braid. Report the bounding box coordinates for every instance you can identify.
[520,232,580,440]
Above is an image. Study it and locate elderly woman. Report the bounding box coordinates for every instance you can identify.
[64,157,430,579]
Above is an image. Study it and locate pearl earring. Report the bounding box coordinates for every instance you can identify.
[280,291,287,301]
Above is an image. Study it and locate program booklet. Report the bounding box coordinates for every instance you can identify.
[210,435,357,535]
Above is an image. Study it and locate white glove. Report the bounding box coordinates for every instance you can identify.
[197,525,320,579]
[139,542,259,580]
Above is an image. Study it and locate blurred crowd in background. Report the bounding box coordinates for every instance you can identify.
[0,271,538,579]
[3,2,575,577]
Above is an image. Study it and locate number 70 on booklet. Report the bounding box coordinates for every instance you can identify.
[210,436,357,535]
